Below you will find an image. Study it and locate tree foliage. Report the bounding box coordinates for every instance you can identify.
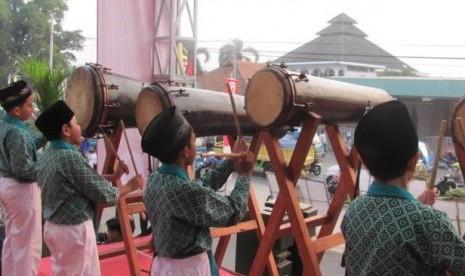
[218,39,259,68]
[377,68,418,77]
[12,55,71,111]
[0,0,84,87]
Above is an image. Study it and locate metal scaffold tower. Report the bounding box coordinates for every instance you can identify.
[153,0,198,87]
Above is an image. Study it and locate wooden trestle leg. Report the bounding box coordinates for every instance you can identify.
[211,134,279,275]
[97,130,281,275]
[97,125,148,276]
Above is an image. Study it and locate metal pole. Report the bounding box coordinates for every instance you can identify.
[49,18,54,69]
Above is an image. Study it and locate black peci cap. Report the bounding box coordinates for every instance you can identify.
[35,100,75,141]
[0,80,32,109]
[354,100,418,180]
[141,107,193,164]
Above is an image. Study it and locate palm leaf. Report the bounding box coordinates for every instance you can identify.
[12,56,71,112]
[218,39,260,67]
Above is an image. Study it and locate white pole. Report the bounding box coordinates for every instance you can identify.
[49,18,54,69]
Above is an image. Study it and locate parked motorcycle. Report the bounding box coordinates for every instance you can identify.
[308,159,322,176]
[438,154,458,169]
[325,174,339,200]
[435,175,457,196]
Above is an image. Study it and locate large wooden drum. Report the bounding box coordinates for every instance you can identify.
[135,83,259,137]
[245,65,393,129]
[451,96,465,181]
[65,64,145,136]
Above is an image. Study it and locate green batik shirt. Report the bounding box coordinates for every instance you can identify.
[342,181,465,276]
[37,140,119,225]
[144,159,250,258]
[0,115,47,182]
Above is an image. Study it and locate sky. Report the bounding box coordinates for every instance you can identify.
[62,0,465,78]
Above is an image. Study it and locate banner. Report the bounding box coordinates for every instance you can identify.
[97,0,155,82]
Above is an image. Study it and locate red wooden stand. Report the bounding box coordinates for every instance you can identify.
[96,125,280,275]
[248,112,359,275]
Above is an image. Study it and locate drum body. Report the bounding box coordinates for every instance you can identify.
[451,96,465,181]
[135,83,258,137]
[452,96,465,146]
[65,65,145,136]
[245,65,393,129]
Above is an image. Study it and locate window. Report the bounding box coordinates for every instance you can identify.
[311,69,322,77]
[324,68,335,77]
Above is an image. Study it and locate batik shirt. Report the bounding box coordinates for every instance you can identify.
[0,114,46,182]
[144,159,250,258]
[342,181,465,275]
[37,140,119,225]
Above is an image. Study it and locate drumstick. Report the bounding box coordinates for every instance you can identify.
[226,82,243,138]
[98,126,123,164]
[120,120,140,175]
[456,198,462,236]
[199,152,246,158]
[428,120,448,189]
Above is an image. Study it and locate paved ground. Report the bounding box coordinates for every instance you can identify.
[100,151,462,275]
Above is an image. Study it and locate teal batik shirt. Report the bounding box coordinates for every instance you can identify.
[144,159,250,259]
[342,181,465,275]
[37,140,119,225]
[0,114,46,182]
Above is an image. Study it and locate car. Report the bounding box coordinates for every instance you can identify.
[255,128,319,175]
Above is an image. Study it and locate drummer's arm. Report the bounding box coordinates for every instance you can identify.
[199,159,234,190]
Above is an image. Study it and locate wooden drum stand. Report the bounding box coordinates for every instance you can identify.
[248,111,359,276]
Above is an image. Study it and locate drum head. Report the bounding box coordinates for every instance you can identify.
[65,65,102,136]
[245,69,287,128]
[135,84,173,135]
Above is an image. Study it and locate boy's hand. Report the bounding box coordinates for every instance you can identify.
[236,151,255,177]
[417,189,435,206]
[232,138,247,153]
[129,174,144,191]
[114,161,130,178]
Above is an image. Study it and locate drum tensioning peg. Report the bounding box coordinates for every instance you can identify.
[296,72,309,82]
[103,84,119,90]
[105,103,121,108]
[98,124,116,134]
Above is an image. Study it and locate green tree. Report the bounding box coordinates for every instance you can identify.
[0,0,84,87]
[377,68,418,77]
[12,55,71,111]
[218,39,259,68]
